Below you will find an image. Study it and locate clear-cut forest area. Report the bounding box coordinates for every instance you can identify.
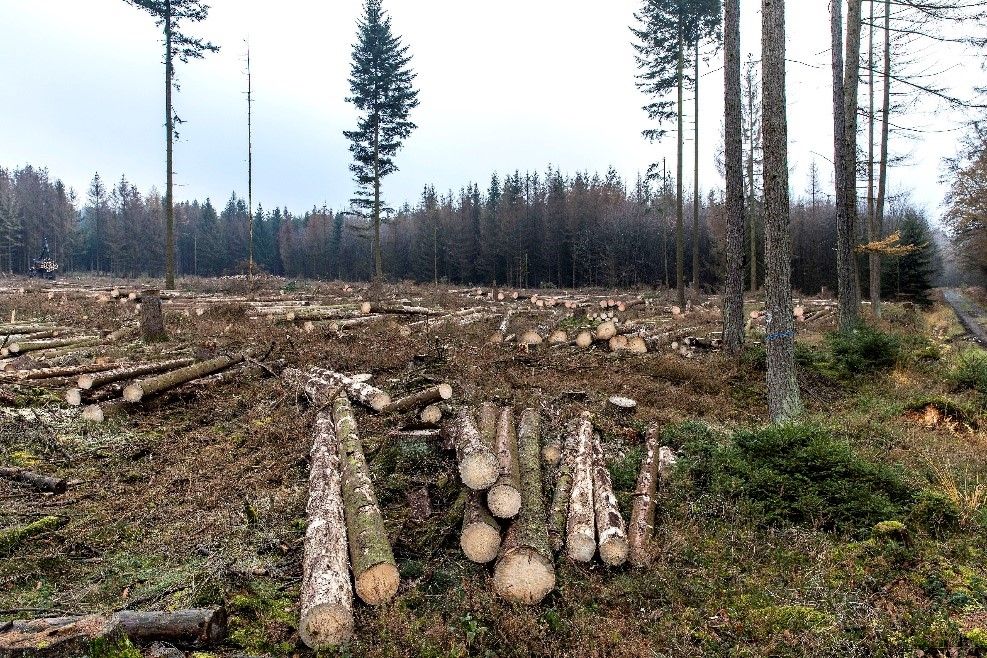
[2,0,987,657]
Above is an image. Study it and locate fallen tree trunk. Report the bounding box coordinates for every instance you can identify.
[333,396,399,606]
[5,362,120,382]
[0,515,67,553]
[359,302,441,316]
[8,336,100,355]
[66,384,121,407]
[566,413,596,562]
[81,399,129,423]
[123,354,245,403]
[493,408,556,604]
[382,384,452,414]
[546,417,585,552]
[488,407,522,519]
[452,407,499,490]
[592,434,628,566]
[0,609,227,651]
[489,310,514,343]
[628,426,660,567]
[79,358,195,390]
[0,467,67,494]
[299,409,354,649]
[460,491,501,563]
[309,367,391,412]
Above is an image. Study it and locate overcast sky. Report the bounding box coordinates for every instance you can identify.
[0,1,981,217]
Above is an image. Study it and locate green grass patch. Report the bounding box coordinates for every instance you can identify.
[950,348,987,396]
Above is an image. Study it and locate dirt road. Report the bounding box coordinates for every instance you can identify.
[943,288,987,345]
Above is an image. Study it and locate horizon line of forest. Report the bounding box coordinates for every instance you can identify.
[0,162,943,297]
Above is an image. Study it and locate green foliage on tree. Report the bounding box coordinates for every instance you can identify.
[344,0,420,280]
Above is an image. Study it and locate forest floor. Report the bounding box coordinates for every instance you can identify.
[1,276,987,658]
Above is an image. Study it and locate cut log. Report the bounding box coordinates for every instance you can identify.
[123,354,245,403]
[608,335,629,351]
[460,491,501,563]
[2,362,117,382]
[607,395,637,413]
[658,446,678,478]
[489,310,515,343]
[493,408,556,604]
[519,330,544,347]
[541,435,561,466]
[546,423,574,552]
[575,331,594,349]
[628,426,660,567]
[0,515,66,553]
[8,336,100,355]
[309,367,391,412]
[0,467,67,494]
[566,413,596,562]
[333,396,399,606]
[452,407,498,490]
[105,324,138,342]
[140,289,168,342]
[0,609,226,652]
[78,358,195,390]
[360,302,440,316]
[626,336,648,354]
[595,321,618,341]
[487,407,522,519]
[547,329,568,344]
[299,408,355,649]
[592,434,628,566]
[382,384,452,414]
[419,404,442,425]
[81,398,129,423]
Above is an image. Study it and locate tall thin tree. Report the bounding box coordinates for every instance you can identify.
[125,0,218,290]
[344,0,420,280]
[246,41,254,289]
[722,0,745,355]
[762,0,803,421]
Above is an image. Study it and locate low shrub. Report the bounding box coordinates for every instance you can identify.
[825,324,901,375]
[676,421,913,534]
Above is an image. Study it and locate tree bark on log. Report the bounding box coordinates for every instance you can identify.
[332,396,399,606]
[0,609,226,651]
[487,407,522,519]
[299,409,354,649]
[489,310,514,343]
[566,413,596,562]
[592,434,629,566]
[493,408,556,604]
[140,289,168,342]
[8,336,100,355]
[123,354,245,403]
[452,407,499,490]
[3,362,120,382]
[309,367,391,412]
[628,426,660,567]
[79,358,195,390]
[0,515,67,553]
[0,467,67,494]
[360,303,441,316]
[382,384,452,414]
[460,491,501,563]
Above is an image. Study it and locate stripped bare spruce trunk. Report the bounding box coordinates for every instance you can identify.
[310,367,391,411]
[382,384,452,414]
[451,407,498,490]
[0,609,226,652]
[592,433,628,566]
[628,426,660,566]
[299,409,354,649]
[487,407,522,519]
[78,358,195,390]
[493,409,556,604]
[333,395,399,606]
[566,412,596,562]
[460,491,501,563]
[123,353,245,402]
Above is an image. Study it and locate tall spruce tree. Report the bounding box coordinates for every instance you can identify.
[721,0,745,355]
[632,0,720,308]
[125,0,218,290]
[344,0,420,280]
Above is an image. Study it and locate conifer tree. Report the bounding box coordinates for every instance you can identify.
[344,0,420,280]
[125,0,218,290]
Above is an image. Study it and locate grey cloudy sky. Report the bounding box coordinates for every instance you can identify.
[0,1,981,216]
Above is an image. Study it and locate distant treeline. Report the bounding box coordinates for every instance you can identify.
[0,164,940,296]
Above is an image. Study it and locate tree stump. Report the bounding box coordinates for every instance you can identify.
[140,289,168,342]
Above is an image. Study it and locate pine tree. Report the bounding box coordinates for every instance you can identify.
[125,0,219,289]
[721,0,745,355]
[344,0,420,280]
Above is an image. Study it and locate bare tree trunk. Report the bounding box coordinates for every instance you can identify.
[867,0,879,317]
[676,14,686,309]
[488,407,522,519]
[164,0,176,290]
[762,0,804,422]
[246,45,254,291]
[722,0,745,355]
[874,0,892,314]
[460,492,501,563]
[834,0,862,331]
[566,412,596,562]
[591,433,628,566]
[692,42,701,293]
[140,289,167,342]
